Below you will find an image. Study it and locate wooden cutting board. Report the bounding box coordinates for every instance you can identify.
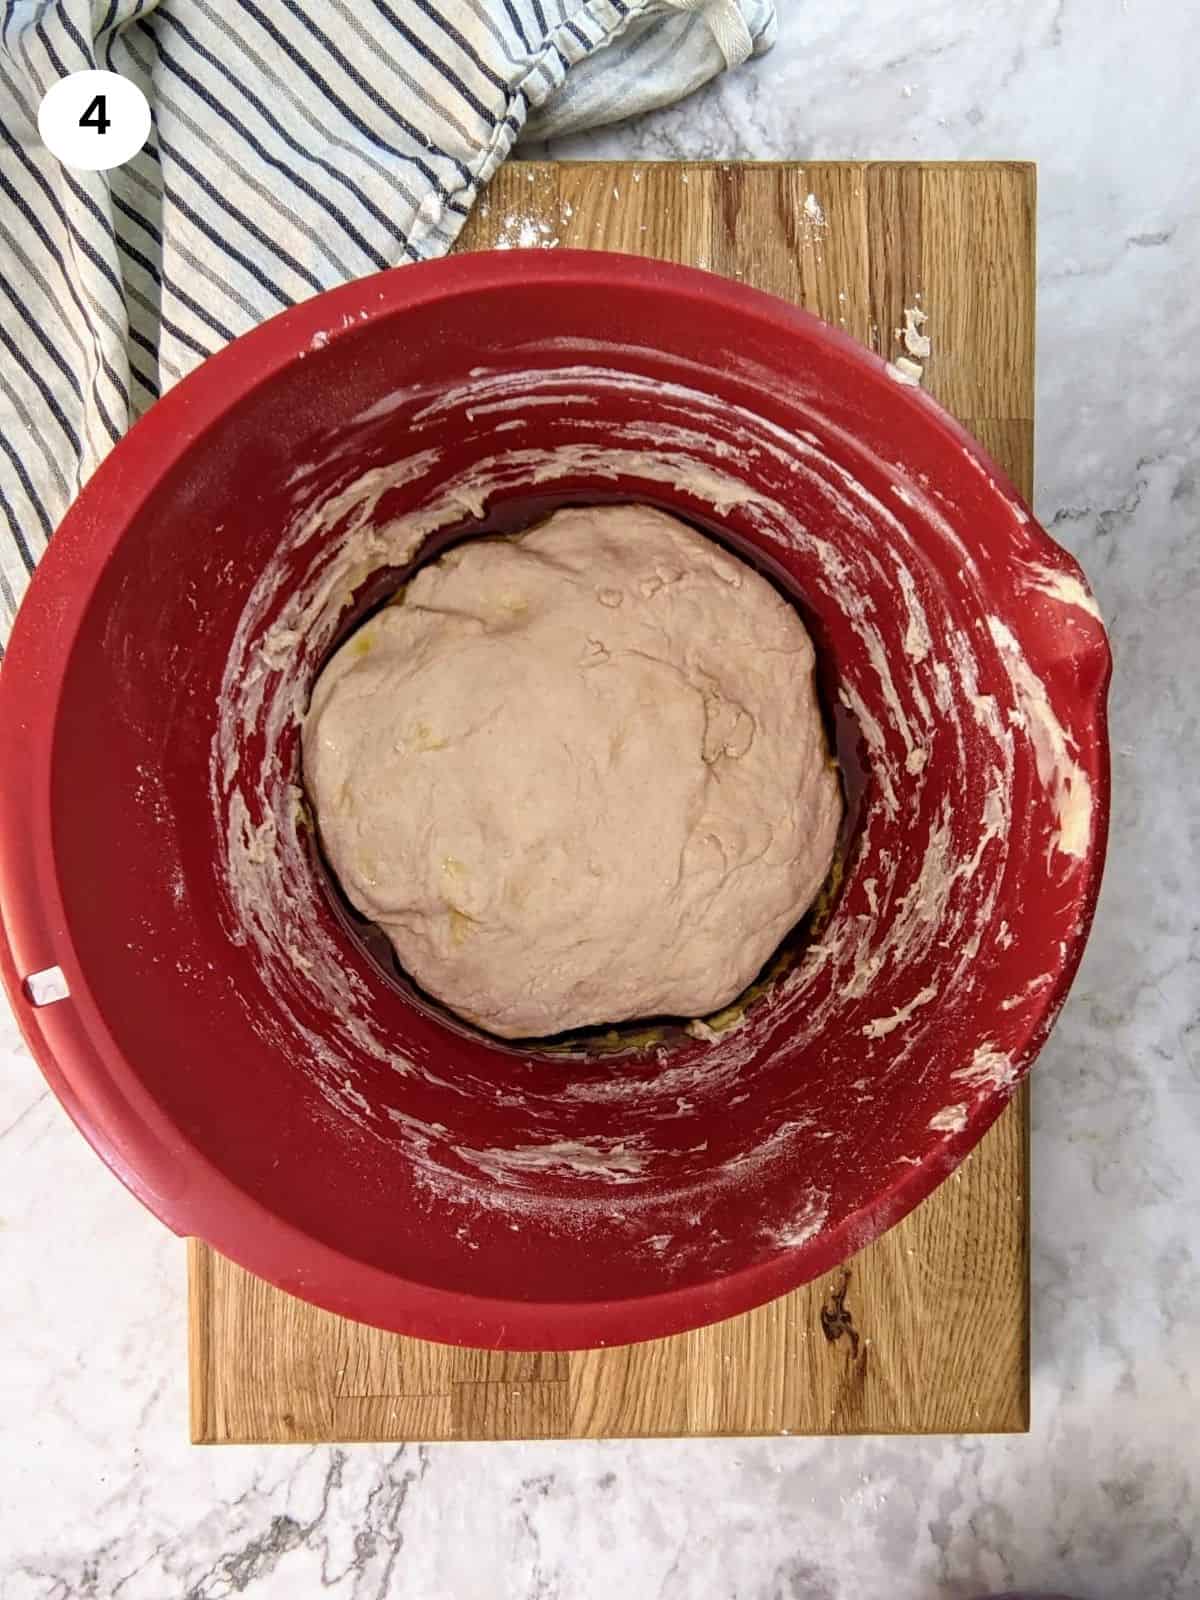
[189,161,1034,1444]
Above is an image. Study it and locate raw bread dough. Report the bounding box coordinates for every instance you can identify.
[303,505,842,1038]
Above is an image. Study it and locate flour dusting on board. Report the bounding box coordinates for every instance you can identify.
[495,215,559,251]
[479,192,575,252]
[208,343,1106,1276]
[901,306,931,360]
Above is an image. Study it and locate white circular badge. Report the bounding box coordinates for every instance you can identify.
[37,70,151,173]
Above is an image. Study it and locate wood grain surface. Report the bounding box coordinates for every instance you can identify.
[189,161,1034,1444]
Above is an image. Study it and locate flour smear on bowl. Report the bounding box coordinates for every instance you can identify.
[210,348,1097,1268]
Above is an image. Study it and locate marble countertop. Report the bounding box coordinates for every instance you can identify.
[2,2,1197,1596]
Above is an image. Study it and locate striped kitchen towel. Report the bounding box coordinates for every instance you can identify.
[0,0,775,646]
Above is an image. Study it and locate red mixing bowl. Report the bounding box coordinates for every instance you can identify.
[0,252,1110,1348]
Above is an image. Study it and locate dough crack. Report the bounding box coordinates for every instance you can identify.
[701,690,756,764]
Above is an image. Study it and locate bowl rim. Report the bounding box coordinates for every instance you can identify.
[0,249,1112,1348]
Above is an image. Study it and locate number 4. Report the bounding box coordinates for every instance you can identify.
[79,94,110,135]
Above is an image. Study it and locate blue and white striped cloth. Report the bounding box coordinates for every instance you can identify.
[0,0,775,645]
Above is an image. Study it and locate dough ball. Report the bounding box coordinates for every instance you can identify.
[303,505,842,1038]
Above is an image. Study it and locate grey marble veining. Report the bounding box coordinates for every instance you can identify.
[2,1,1197,1595]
